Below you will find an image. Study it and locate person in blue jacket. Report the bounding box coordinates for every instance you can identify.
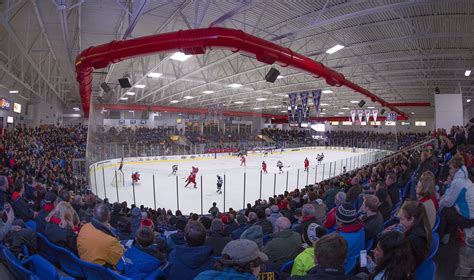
[168,220,214,280]
[117,227,166,280]
[195,239,268,280]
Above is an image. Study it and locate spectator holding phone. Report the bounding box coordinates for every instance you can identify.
[0,203,16,241]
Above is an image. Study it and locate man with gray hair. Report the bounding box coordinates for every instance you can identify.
[294,204,319,236]
[267,205,282,228]
[264,217,302,269]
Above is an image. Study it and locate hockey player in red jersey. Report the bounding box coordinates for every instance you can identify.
[240,155,246,166]
[262,161,267,173]
[304,157,309,172]
[131,172,140,183]
[185,172,197,188]
[192,166,199,175]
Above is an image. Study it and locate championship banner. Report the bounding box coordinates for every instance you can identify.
[357,110,364,122]
[312,90,322,116]
[288,93,297,122]
[287,108,293,124]
[300,92,309,119]
[364,110,371,123]
[372,109,378,123]
[296,105,303,127]
[350,110,356,123]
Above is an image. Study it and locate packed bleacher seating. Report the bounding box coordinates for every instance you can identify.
[0,119,472,279]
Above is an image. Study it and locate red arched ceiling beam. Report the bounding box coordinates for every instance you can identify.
[76,27,408,119]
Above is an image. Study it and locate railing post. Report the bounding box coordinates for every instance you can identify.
[200,176,203,215]
[102,166,107,199]
[296,169,300,189]
[306,166,309,185]
[329,162,332,179]
[259,170,262,199]
[243,172,246,209]
[273,173,277,196]
[286,171,289,191]
[132,177,136,205]
[176,176,179,210]
[223,174,226,212]
[93,165,98,195]
[322,164,325,180]
[152,174,156,210]
[115,170,119,203]
[314,165,318,183]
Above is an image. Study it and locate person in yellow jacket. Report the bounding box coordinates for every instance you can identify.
[291,223,326,276]
[77,203,124,268]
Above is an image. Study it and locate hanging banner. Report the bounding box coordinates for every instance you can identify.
[372,109,378,123]
[350,110,356,123]
[364,110,371,123]
[312,90,322,116]
[296,105,303,127]
[287,108,294,124]
[300,92,309,120]
[387,112,397,122]
[288,93,297,122]
[357,110,364,122]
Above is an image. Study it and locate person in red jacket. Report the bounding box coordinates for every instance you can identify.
[304,157,309,172]
[262,161,267,173]
[185,172,197,188]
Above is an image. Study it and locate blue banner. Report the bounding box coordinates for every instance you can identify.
[296,105,303,127]
[300,92,309,119]
[312,90,322,117]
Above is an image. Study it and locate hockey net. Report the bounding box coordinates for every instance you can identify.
[111,170,125,187]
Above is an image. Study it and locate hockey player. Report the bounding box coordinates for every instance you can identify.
[240,155,246,166]
[304,157,309,172]
[343,166,347,173]
[216,175,223,194]
[263,150,268,157]
[131,172,140,184]
[118,156,124,171]
[192,166,199,175]
[171,165,178,175]
[262,161,268,173]
[185,172,197,188]
[277,160,284,174]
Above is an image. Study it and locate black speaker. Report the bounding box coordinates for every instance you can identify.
[97,96,106,103]
[100,82,112,93]
[358,100,365,108]
[118,78,132,88]
[265,67,280,83]
[433,86,440,95]
[380,109,386,115]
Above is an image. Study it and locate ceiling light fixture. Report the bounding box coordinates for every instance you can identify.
[170,52,192,61]
[321,90,333,94]
[342,107,350,110]
[277,75,284,79]
[183,96,194,99]
[202,90,214,94]
[129,110,134,113]
[256,98,267,101]
[411,112,415,115]
[320,103,330,106]
[467,99,472,103]
[134,84,146,88]
[465,70,472,77]
[72,107,80,111]
[119,97,128,100]
[350,101,359,104]
[326,44,345,54]
[228,83,242,88]
[125,92,136,96]
[9,90,18,94]
[320,112,326,115]
[338,112,344,115]
[367,106,375,109]
[234,101,244,104]
[148,72,163,78]
[281,110,287,113]
[253,107,261,110]
[170,100,179,103]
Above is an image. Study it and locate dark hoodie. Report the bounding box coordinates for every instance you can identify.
[168,244,214,280]
[130,207,141,238]
[289,265,358,280]
[406,223,430,267]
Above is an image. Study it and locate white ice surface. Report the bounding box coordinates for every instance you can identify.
[91,148,374,214]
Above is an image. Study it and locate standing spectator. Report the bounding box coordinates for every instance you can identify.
[44,201,78,253]
[365,231,416,280]
[416,171,438,229]
[77,203,124,267]
[267,205,283,229]
[360,195,384,242]
[117,227,165,279]
[195,239,268,280]
[255,210,273,235]
[264,217,302,269]
[335,203,365,274]
[206,219,232,256]
[36,191,57,233]
[208,202,220,218]
[438,155,474,244]
[323,192,346,229]
[168,221,214,280]
[397,201,432,267]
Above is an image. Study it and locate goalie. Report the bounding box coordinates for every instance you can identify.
[131,172,140,184]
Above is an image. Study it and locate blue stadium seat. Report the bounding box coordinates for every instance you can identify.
[415,259,436,280]
[36,233,59,264]
[365,239,374,251]
[432,215,440,232]
[263,234,271,246]
[3,247,39,280]
[279,260,294,274]
[78,259,132,280]
[25,220,37,231]
[427,233,440,260]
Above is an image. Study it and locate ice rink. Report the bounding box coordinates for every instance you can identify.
[90,147,378,214]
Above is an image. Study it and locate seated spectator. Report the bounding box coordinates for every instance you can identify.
[385,173,400,207]
[346,177,363,208]
[295,204,320,236]
[116,217,132,242]
[232,214,249,240]
[364,231,416,279]
[206,219,232,256]
[375,188,392,221]
[307,191,327,224]
[240,223,264,250]
[36,191,57,233]
[195,239,268,280]
[0,203,15,242]
[416,171,438,229]
[360,195,384,242]
[223,213,239,236]
[397,201,432,267]
[77,203,124,268]
[166,218,187,251]
[285,200,299,225]
[11,183,35,222]
[322,180,341,210]
[130,207,142,238]
[71,194,86,219]
[335,203,365,274]
[117,227,166,279]
[439,154,474,244]
[323,192,346,229]
[169,220,214,280]
[264,217,302,269]
[290,224,326,277]
[267,205,283,229]
[44,201,78,253]
[290,233,357,279]
[255,209,273,235]
[110,203,124,229]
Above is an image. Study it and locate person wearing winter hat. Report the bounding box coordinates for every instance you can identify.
[267,205,282,229]
[240,223,264,250]
[195,239,268,280]
[206,219,232,256]
[36,191,57,233]
[323,192,346,229]
[335,203,365,274]
[166,218,187,251]
[290,224,327,276]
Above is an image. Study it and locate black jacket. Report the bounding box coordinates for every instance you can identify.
[406,223,430,267]
[223,221,239,237]
[363,212,384,242]
[255,219,273,235]
[387,182,400,206]
[205,231,232,256]
[44,221,77,254]
[12,195,34,222]
[35,207,52,233]
[289,265,357,279]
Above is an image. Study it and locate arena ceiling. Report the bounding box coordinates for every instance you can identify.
[0,0,473,119]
